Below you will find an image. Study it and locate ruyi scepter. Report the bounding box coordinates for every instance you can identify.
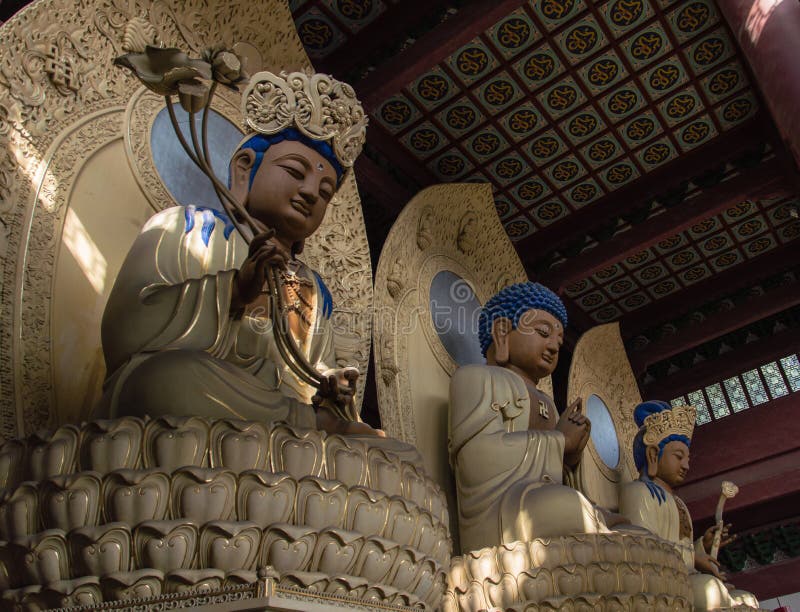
[711,480,739,559]
[113,44,368,404]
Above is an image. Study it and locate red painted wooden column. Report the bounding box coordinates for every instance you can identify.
[717,0,800,168]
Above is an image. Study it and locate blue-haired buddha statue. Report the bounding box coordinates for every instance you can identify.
[619,401,759,610]
[95,70,379,436]
[449,282,613,552]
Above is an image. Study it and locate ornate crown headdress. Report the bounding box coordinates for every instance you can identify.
[241,70,368,169]
[642,404,697,447]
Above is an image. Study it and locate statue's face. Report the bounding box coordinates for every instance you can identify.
[245,139,337,246]
[655,439,690,487]
[505,309,563,380]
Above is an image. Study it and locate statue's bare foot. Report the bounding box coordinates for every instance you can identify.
[316,407,386,437]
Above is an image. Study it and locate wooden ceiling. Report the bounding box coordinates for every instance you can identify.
[293,0,800,417]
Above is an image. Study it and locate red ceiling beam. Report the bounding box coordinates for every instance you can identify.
[366,123,439,187]
[728,557,800,601]
[629,281,800,376]
[678,392,800,504]
[354,153,413,213]
[357,0,527,108]
[565,296,596,333]
[621,243,800,340]
[519,116,776,262]
[682,449,800,529]
[539,157,789,291]
[642,326,800,400]
[680,392,800,486]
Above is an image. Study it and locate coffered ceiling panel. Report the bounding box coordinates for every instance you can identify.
[363,0,759,245]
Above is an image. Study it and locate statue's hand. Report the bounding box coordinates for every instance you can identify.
[695,550,727,581]
[702,523,737,553]
[556,398,591,468]
[313,368,386,437]
[232,229,291,310]
[314,368,359,413]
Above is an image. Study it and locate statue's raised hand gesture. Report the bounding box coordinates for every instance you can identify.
[231,229,290,311]
[556,398,591,468]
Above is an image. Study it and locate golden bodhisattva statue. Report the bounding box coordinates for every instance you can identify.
[96,68,380,436]
[619,401,760,610]
[449,282,614,552]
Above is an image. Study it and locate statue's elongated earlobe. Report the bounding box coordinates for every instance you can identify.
[229,148,257,202]
[491,317,512,367]
[646,445,659,479]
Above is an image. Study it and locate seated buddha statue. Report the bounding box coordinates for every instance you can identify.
[619,401,759,610]
[95,70,378,436]
[449,282,612,553]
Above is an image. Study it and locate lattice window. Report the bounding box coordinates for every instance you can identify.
[668,354,799,426]
[760,362,789,399]
[686,390,712,425]
[779,354,800,392]
[742,369,769,405]
[705,383,730,419]
[724,377,750,413]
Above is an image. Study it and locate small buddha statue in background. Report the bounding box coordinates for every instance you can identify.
[619,401,759,610]
[449,282,612,553]
[96,70,380,436]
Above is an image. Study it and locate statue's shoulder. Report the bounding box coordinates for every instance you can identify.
[620,478,669,507]
[451,365,528,400]
[142,205,237,246]
[621,479,649,494]
[141,205,186,232]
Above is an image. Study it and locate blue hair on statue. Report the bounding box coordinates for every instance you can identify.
[232,128,345,189]
[632,401,691,502]
[477,282,568,356]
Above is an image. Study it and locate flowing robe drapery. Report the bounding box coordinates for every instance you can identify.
[96,205,337,426]
[449,365,606,553]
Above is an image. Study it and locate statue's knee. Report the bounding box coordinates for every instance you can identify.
[504,484,601,541]
[118,350,211,417]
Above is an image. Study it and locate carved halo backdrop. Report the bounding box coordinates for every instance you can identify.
[0,0,373,438]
